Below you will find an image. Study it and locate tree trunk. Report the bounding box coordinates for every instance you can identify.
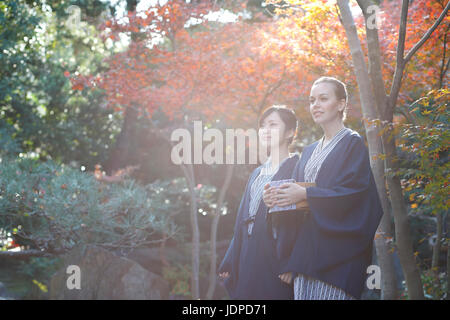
[432,213,443,270]
[431,212,443,295]
[206,164,234,300]
[447,213,450,300]
[378,0,449,298]
[381,134,424,299]
[337,0,397,299]
[148,122,202,300]
[356,0,398,299]
[375,212,398,299]
[180,162,200,300]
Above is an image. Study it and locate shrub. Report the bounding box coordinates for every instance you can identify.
[0,157,181,253]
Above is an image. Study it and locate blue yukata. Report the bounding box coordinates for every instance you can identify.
[280,128,384,299]
[218,154,300,299]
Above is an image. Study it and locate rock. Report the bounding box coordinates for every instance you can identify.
[117,246,185,276]
[0,282,7,296]
[118,247,163,276]
[49,245,170,300]
[0,282,13,300]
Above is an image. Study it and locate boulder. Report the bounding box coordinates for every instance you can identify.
[118,247,164,276]
[49,245,169,300]
[0,282,13,300]
[117,245,186,276]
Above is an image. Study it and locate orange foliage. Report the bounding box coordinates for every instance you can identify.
[72,0,448,126]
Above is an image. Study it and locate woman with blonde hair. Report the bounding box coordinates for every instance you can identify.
[264,77,383,300]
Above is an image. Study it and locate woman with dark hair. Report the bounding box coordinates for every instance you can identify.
[218,105,300,299]
[263,77,383,300]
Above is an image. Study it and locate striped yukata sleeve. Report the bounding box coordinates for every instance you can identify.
[294,274,356,300]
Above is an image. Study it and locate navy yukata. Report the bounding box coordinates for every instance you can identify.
[281,129,384,299]
[218,154,300,299]
[219,129,383,300]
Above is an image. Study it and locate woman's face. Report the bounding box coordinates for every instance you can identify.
[258,111,291,149]
[309,82,345,125]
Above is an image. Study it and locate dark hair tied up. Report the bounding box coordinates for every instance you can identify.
[258,105,298,145]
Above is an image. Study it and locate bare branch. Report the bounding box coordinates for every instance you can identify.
[397,0,410,65]
[389,1,450,108]
[388,0,409,110]
[439,23,450,88]
[206,164,234,299]
[404,1,450,63]
[0,249,65,260]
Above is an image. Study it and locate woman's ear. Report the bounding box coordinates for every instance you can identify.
[338,99,346,113]
[285,128,295,142]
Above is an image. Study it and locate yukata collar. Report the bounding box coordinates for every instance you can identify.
[262,153,297,175]
[318,127,348,151]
